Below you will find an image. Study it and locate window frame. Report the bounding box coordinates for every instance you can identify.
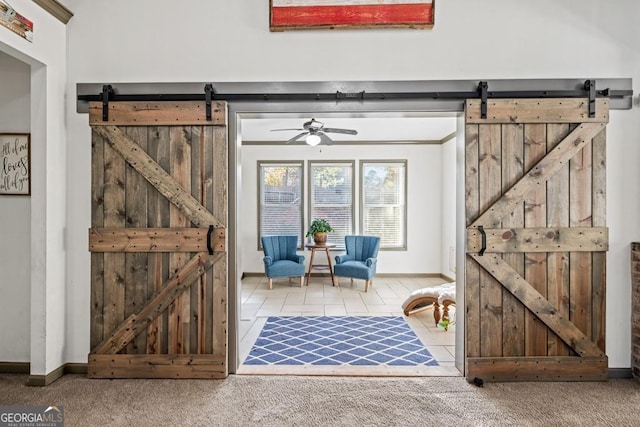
[359,159,408,251]
[257,160,305,250]
[308,160,355,250]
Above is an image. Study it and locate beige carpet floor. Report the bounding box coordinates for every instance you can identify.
[1,374,639,426]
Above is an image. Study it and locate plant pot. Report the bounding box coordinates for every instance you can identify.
[313,232,328,245]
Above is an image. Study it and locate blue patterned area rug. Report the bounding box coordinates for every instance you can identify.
[243,316,438,366]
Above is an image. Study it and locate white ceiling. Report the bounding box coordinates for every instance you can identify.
[240,113,458,143]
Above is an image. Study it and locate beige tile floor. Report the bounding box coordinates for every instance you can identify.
[238,274,459,376]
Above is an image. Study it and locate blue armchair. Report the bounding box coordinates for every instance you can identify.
[261,235,306,290]
[333,235,380,292]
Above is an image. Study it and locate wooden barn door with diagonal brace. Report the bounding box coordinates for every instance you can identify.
[87,100,228,378]
[465,97,609,381]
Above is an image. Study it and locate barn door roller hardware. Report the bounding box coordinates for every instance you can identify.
[584,79,596,118]
[80,80,631,108]
[205,84,214,121]
[478,81,488,119]
[101,84,114,121]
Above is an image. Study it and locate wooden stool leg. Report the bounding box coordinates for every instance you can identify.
[433,301,441,326]
[442,302,449,331]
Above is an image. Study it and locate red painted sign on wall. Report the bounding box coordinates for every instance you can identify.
[270,0,434,31]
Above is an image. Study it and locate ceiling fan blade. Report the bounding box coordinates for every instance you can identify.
[271,128,305,132]
[319,132,334,145]
[323,127,358,135]
[285,132,308,144]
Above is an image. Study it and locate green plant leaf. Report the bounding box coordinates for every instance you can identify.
[306,218,333,237]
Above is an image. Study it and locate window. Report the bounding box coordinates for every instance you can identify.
[258,161,303,248]
[309,162,354,248]
[361,161,407,249]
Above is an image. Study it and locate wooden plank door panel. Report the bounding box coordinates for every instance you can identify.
[464,99,609,382]
[146,126,171,355]
[523,123,547,356]
[592,129,607,351]
[546,124,571,356]
[500,123,525,357]
[90,129,105,351]
[210,125,228,357]
[88,101,228,379]
[123,126,149,354]
[103,136,126,347]
[168,126,191,356]
[478,124,502,357]
[465,124,481,359]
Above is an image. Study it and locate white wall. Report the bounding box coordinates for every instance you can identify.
[0,51,30,362]
[240,143,442,275]
[64,0,640,368]
[0,2,67,375]
[441,137,457,280]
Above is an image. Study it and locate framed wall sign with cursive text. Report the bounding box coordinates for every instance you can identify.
[270,0,435,31]
[0,133,30,195]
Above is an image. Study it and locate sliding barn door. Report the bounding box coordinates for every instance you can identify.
[87,101,228,378]
[465,98,609,381]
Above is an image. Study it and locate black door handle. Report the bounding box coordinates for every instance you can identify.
[478,225,486,256]
[207,225,214,255]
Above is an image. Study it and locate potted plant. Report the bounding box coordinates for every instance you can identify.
[306,218,333,245]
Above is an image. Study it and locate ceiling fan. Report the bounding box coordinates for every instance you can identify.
[271,118,358,146]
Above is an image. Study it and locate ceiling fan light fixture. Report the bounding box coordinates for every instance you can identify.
[271,118,356,146]
[306,133,321,146]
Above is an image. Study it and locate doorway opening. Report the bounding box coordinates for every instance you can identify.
[0,51,31,369]
[232,110,463,376]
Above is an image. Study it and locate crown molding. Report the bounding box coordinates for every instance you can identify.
[440,131,456,144]
[242,139,448,146]
[32,0,73,24]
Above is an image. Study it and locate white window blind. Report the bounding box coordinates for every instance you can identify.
[361,161,407,249]
[259,162,303,248]
[309,162,354,248]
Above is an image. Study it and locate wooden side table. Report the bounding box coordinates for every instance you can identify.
[305,243,336,286]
